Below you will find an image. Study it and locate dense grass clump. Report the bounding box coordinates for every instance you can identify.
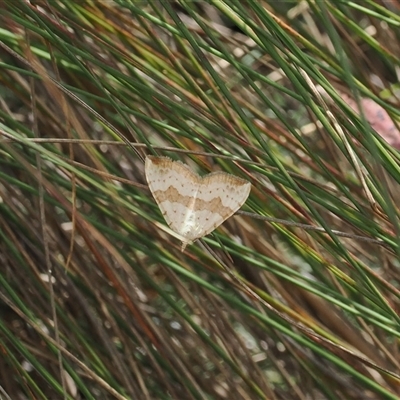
[1,1,400,399]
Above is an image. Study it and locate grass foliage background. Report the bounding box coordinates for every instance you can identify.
[1,1,400,399]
